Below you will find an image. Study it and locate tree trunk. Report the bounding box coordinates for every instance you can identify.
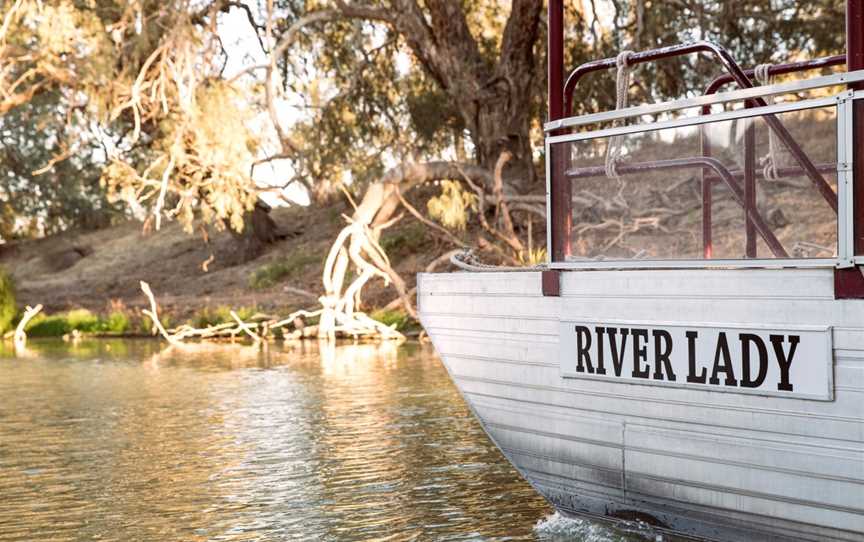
[370,0,542,190]
[228,201,279,264]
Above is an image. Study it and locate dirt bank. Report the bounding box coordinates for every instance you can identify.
[0,201,451,321]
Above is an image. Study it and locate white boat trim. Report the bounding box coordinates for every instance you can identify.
[546,94,840,144]
[549,258,841,270]
[544,69,864,132]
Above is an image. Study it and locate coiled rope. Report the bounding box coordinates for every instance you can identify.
[604,50,633,179]
[449,249,545,272]
[753,63,785,181]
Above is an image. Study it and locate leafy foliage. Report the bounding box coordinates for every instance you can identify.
[0,268,15,334]
[25,309,130,337]
[427,181,478,231]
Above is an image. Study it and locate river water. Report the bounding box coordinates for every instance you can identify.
[0,339,651,541]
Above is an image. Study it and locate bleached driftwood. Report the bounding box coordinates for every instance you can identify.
[13,303,42,353]
[140,281,182,345]
[230,310,262,343]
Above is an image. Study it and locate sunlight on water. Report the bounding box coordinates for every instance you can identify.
[0,339,646,541]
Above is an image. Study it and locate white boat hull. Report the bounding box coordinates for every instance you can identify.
[418,269,864,541]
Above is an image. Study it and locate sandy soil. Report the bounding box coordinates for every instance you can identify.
[0,201,446,319]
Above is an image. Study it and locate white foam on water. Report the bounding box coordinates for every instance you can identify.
[534,512,663,542]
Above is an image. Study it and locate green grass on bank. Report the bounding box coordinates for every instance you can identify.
[192,305,259,328]
[25,309,131,337]
[369,308,416,332]
[249,253,320,290]
[0,268,15,334]
[11,304,414,340]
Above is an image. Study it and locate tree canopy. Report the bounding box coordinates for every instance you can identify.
[0,0,846,242]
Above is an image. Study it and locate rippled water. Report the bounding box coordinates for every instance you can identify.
[0,339,649,541]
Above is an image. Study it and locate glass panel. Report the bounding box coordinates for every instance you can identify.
[551,105,837,262]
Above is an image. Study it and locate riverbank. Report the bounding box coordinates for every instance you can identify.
[0,200,449,339]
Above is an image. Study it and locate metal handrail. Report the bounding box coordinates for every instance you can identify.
[700,56,846,258]
[560,42,838,212]
[565,157,788,257]
[704,55,845,97]
[545,70,864,132]
[562,41,747,119]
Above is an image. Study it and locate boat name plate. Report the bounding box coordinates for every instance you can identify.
[559,320,833,401]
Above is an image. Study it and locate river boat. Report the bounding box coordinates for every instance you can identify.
[418,2,864,540]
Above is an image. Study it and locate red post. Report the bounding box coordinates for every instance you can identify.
[848,0,864,255]
[744,120,757,258]
[548,0,570,262]
[700,119,713,259]
[836,0,864,297]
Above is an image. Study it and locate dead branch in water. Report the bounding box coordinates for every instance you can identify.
[137,282,390,343]
[140,281,182,345]
[13,304,42,353]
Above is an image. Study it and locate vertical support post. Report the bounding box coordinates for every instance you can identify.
[848,0,864,255]
[700,111,713,259]
[744,118,757,258]
[548,0,570,262]
[836,0,864,298]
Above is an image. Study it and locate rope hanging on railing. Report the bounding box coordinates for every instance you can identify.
[753,63,785,181]
[449,249,545,272]
[604,50,633,179]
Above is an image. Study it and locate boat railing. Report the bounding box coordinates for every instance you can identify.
[545,70,864,269]
[700,55,847,259]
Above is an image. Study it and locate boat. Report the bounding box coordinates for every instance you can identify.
[418,2,864,540]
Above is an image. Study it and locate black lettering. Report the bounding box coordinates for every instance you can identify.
[594,327,607,375]
[771,334,799,392]
[709,332,738,386]
[575,325,594,374]
[607,327,629,377]
[631,328,650,378]
[686,330,706,383]
[652,329,676,381]
[740,333,768,388]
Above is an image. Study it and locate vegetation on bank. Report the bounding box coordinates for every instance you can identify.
[4,302,414,340]
[0,268,15,334]
[249,253,321,290]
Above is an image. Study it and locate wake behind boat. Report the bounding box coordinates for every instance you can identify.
[419,2,864,540]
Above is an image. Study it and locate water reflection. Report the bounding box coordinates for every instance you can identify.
[0,340,646,541]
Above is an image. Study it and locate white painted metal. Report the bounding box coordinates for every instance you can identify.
[839,92,856,268]
[547,94,839,145]
[543,70,864,132]
[553,258,839,270]
[418,269,864,542]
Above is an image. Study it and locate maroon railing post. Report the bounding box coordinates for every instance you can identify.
[849,0,864,256]
[700,112,713,259]
[837,0,864,298]
[744,120,757,258]
[548,0,570,262]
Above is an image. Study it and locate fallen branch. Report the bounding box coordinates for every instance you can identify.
[230,310,262,343]
[13,303,42,353]
[140,281,182,345]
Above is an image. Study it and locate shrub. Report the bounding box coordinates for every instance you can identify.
[0,268,15,334]
[103,311,131,334]
[379,223,427,254]
[25,314,71,337]
[192,305,258,328]
[25,309,132,337]
[370,308,411,331]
